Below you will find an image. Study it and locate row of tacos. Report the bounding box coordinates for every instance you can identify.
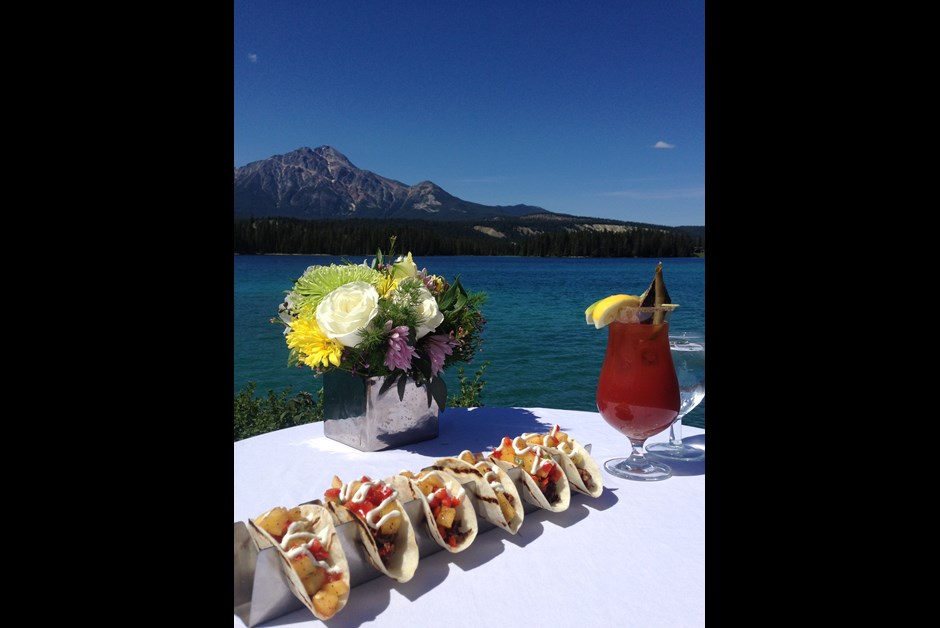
[247,424,603,621]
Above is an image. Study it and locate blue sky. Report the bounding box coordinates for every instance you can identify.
[234,1,704,226]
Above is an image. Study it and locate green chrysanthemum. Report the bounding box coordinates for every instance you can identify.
[291,264,382,316]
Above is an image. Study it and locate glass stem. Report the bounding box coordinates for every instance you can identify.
[630,439,648,462]
[669,418,683,447]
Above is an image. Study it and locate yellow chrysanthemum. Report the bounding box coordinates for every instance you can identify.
[286,317,343,368]
[376,275,400,298]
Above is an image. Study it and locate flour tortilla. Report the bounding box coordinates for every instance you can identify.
[389,470,479,553]
[542,438,604,498]
[327,478,419,583]
[489,455,571,513]
[431,456,524,534]
[248,503,351,621]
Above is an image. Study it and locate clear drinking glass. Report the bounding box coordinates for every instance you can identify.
[596,306,680,481]
[646,333,705,461]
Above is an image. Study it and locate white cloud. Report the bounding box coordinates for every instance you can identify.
[652,141,675,149]
[248,53,258,63]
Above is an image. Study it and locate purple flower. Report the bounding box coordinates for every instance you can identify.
[423,333,459,376]
[383,321,416,371]
[417,268,444,295]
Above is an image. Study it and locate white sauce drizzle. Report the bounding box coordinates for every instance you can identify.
[351,482,374,503]
[338,479,403,530]
[511,436,537,455]
[458,451,510,496]
[469,458,505,493]
[280,521,320,548]
[509,437,551,474]
[529,453,539,474]
[520,427,580,465]
[366,491,401,530]
[458,450,478,464]
[281,522,335,571]
[338,480,359,503]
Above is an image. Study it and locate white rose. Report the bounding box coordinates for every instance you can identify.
[315,282,380,347]
[414,286,444,339]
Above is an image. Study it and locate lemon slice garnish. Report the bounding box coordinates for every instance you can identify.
[585,294,642,329]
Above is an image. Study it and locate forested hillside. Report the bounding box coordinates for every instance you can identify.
[234,217,701,257]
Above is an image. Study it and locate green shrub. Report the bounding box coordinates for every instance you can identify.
[233,382,324,441]
[234,363,490,440]
[448,361,490,408]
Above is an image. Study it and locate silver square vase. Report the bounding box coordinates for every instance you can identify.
[322,371,440,451]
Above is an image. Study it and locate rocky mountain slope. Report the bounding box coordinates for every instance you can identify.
[234,146,551,221]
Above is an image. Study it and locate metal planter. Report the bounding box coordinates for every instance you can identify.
[322,371,440,451]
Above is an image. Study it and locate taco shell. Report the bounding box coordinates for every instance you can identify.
[431,456,524,534]
[543,438,604,498]
[389,470,479,553]
[490,455,571,513]
[249,503,351,621]
[327,478,419,583]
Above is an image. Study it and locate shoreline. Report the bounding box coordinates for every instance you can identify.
[235,252,705,259]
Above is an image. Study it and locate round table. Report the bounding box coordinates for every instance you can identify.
[234,406,705,627]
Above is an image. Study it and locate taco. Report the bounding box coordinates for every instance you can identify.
[392,469,478,552]
[249,503,350,621]
[431,451,524,534]
[323,475,419,583]
[520,425,603,497]
[488,435,571,512]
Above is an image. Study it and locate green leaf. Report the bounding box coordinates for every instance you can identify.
[413,356,432,380]
[442,277,470,313]
[286,348,301,368]
[397,373,407,401]
[430,376,448,412]
[379,372,399,395]
[437,280,460,311]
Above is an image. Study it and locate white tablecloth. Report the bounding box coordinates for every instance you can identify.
[234,407,705,627]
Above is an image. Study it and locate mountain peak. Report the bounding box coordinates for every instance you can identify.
[234,146,556,221]
[315,145,353,166]
[281,145,350,162]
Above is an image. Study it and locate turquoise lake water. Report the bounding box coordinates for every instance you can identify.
[234,255,705,428]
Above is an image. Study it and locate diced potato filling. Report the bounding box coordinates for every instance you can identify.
[254,503,346,620]
[302,568,327,596]
[255,506,290,538]
[377,502,401,536]
[313,580,348,618]
[416,473,444,496]
[435,505,457,529]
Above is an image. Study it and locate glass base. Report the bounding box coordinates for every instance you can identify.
[605,456,673,481]
[646,441,705,462]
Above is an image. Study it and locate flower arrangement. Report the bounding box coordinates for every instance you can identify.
[275,237,486,410]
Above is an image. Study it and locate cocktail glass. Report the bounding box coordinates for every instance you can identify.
[596,305,680,481]
[646,333,705,462]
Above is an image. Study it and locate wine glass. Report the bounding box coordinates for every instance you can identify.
[596,306,680,481]
[646,333,705,461]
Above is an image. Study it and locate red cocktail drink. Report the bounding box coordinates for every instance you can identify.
[587,262,680,481]
[597,321,680,446]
